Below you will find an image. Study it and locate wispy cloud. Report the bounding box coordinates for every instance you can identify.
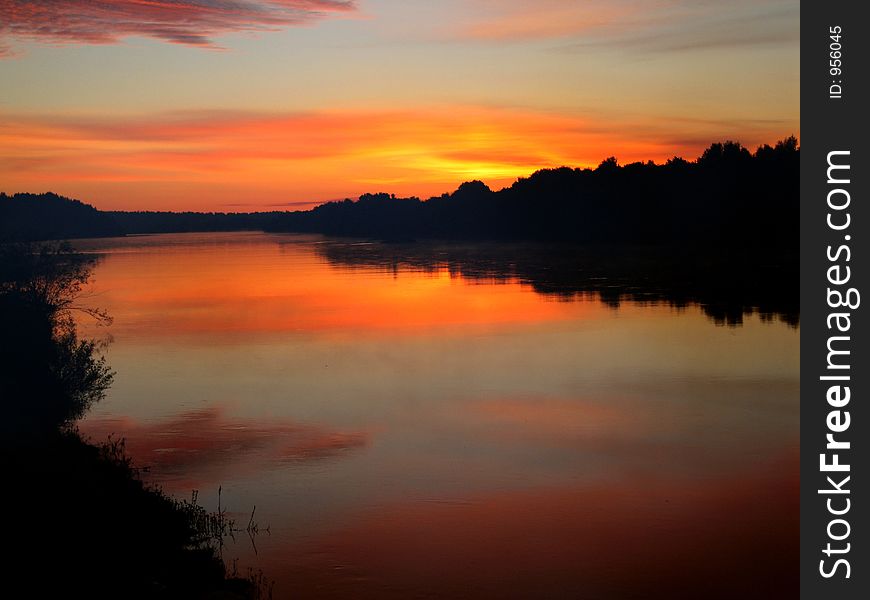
[0,0,356,54]
[456,0,798,52]
[221,200,323,208]
[456,0,636,42]
[560,2,799,53]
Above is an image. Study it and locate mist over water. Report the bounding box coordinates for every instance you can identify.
[75,232,799,598]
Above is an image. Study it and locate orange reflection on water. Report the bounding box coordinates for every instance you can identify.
[73,233,800,598]
[278,452,798,599]
[82,235,610,340]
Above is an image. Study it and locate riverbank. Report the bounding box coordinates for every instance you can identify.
[0,241,264,599]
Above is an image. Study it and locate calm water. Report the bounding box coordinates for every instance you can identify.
[75,232,799,599]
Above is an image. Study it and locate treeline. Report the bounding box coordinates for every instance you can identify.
[267,137,799,247]
[0,193,279,241]
[2,137,798,247]
[0,192,124,240]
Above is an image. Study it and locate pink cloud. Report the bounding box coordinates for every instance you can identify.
[458,0,634,42]
[0,0,355,52]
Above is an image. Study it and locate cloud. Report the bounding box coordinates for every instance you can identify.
[80,406,369,490]
[456,0,798,52]
[0,0,356,53]
[457,0,636,42]
[560,1,799,54]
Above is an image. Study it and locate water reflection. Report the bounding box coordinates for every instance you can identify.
[314,239,799,327]
[279,452,798,599]
[83,407,369,490]
[72,232,799,598]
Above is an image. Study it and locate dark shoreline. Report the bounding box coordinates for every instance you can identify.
[0,242,265,599]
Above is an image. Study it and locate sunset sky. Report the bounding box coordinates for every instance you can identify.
[1,1,799,211]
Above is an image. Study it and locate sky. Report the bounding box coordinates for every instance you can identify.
[0,0,799,211]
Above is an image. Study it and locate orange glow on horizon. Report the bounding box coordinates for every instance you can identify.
[1,106,794,211]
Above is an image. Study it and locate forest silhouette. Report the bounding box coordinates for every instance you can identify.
[266,138,798,246]
[2,138,798,248]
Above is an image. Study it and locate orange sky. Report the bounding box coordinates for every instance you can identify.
[0,1,799,211]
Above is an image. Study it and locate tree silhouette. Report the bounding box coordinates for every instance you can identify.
[0,242,113,435]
